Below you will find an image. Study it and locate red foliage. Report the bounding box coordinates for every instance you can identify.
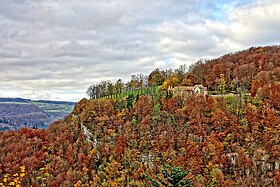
[115,135,126,156]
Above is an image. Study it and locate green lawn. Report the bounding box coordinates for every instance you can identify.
[101,86,161,99]
[32,102,74,113]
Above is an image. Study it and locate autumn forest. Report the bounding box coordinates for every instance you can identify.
[1,46,280,186]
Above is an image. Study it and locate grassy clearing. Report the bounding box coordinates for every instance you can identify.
[101,86,160,99]
[32,102,74,113]
[45,109,61,113]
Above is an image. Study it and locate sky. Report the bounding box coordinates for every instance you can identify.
[1,0,280,102]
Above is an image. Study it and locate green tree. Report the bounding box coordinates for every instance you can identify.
[126,93,134,109]
[152,103,161,120]
[144,165,192,187]
[148,68,164,86]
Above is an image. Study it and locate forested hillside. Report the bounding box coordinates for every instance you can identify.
[189,46,280,93]
[0,98,75,131]
[0,46,280,186]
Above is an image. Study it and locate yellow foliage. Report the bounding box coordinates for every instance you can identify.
[108,129,116,137]
[20,166,25,173]
[13,173,18,177]
[9,181,15,186]
[74,180,82,187]
[89,147,98,157]
[101,181,110,187]
[1,166,25,187]
[162,80,170,91]
[13,177,19,183]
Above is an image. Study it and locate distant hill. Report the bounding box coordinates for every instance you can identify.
[0,98,75,131]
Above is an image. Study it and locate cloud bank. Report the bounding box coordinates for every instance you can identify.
[1,0,280,101]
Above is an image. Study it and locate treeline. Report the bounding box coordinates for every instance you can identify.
[0,98,31,103]
[35,100,76,105]
[86,75,148,99]
[87,64,188,99]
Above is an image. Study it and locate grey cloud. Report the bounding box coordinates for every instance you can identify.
[0,0,279,101]
[227,0,280,45]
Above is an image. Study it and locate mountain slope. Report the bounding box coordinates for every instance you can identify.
[0,46,280,186]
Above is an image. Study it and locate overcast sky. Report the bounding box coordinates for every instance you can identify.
[1,0,280,101]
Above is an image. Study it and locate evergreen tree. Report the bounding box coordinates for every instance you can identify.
[126,93,134,109]
[144,165,192,187]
